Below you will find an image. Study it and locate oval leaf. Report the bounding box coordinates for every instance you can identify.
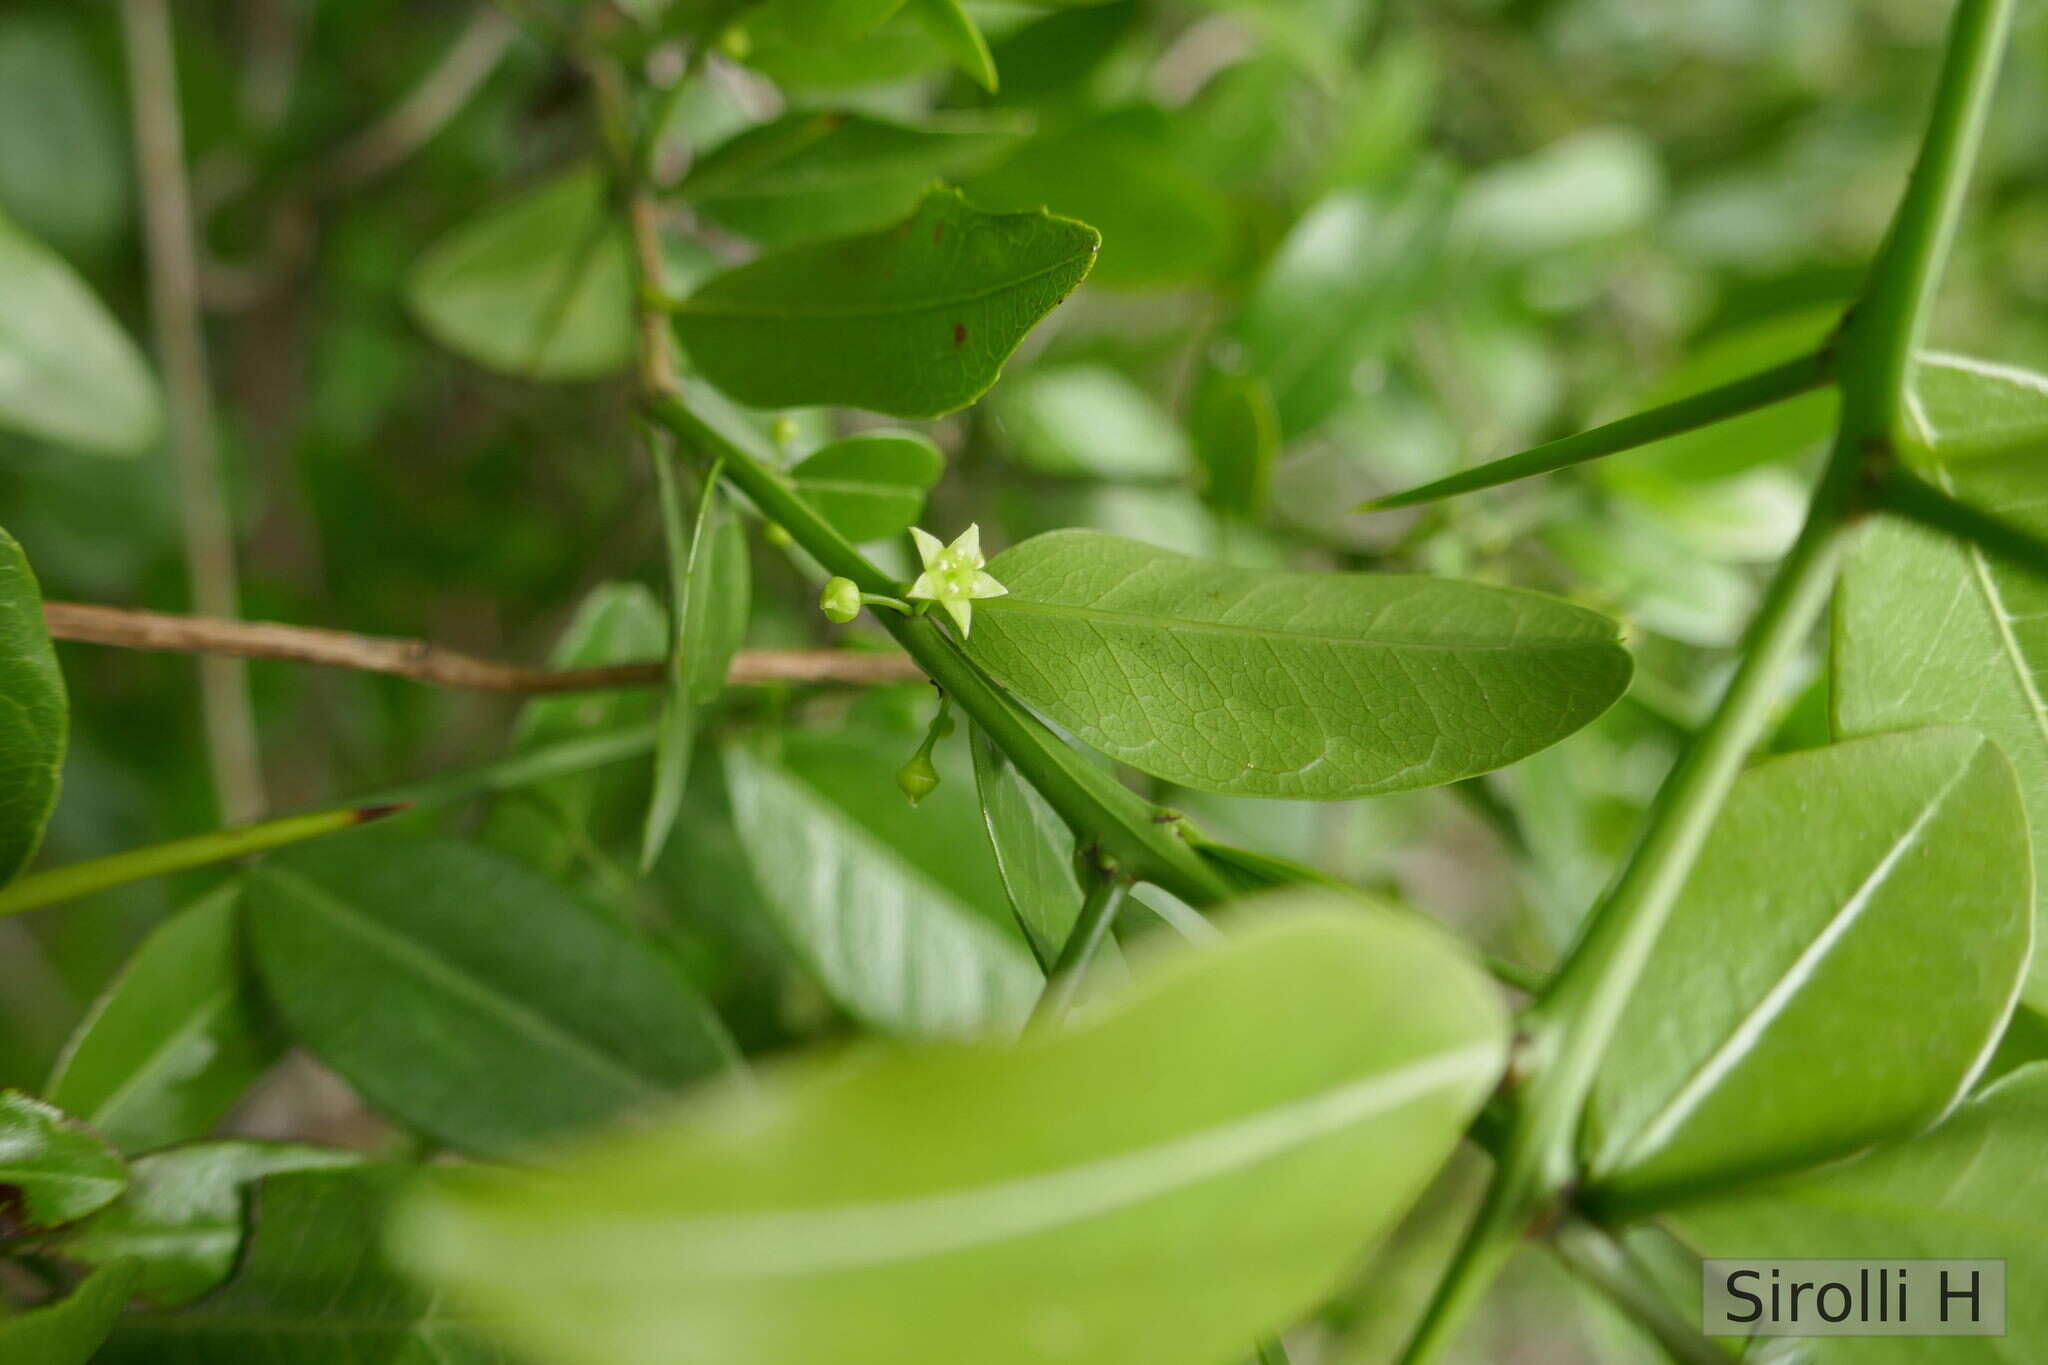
[674,188,1098,418]
[247,837,735,1154]
[790,431,943,542]
[970,724,1085,966]
[1669,1063,2048,1362]
[1582,729,2030,1215]
[0,524,65,884]
[392,899,1508,1365]
[407,165,634,381]
[963,530,1632,798]
[0,213,160,455]
[46,885,283,1153]
[0,1090,126,1230]
[724,738,1040,1038]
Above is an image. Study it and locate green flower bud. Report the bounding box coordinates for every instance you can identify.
[819,576,862,624]
[895,752,941,806]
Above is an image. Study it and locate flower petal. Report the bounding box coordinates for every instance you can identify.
[968,572,1008,599]
[907,573,939,601]
[942,598,974,635]
[909,527,944,569]
[949,524,984,566]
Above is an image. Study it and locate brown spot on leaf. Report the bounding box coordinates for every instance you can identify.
[951,323,967,347]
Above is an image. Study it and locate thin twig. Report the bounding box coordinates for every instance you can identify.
[43,601,922,692]
[123,0,267,824]
[323,7,521,190]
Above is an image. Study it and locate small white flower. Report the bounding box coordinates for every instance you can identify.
[906,524,1007,636]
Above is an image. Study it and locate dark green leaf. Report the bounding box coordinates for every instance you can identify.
[45,885,283,1153]
[964,530,1633,798]
[0,1090,125,1230]
[1668,1063,2048,1362]
[1583,730,2030,1216]
[1190,369,1279,517]
[0,1261,138,1365]
[724,737,1041,1038]
[761,0,907,44]
[790,431,944,542]
[681,110,1025,249]
[0,524,64,885]
[674,188,1098,418]
[905,0,997,93]
[59,1141,361,1306]
[0,213,160,456]
[392,899,1508,1365]
[407,165,633,381]
[101,1165,513,1364]
[967,108,1233,289]
[247,838,734,1154]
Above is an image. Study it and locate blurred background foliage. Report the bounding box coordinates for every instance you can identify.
[2,0,2045,1355]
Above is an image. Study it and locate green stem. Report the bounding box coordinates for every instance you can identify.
[1399,5,2014,1358]
[1032,875,1127,1025]
[1362,352,1832,511]
[650,393,1235,907]
[0,805,405,918]
[1882,465,2048,579]
[360,721,656,807]
[1549,1224,1733,1365]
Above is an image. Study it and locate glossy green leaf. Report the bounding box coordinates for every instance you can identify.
[643,457,747,871]
[992,365,1191,481]
[790,431,944,543]
[681,110,1025,249]
[0,1261,138,1365]
[0,525,64,885]
[963,531,1633,799]
[1211,173,1450,437]
[482,583,667,881]
[60,1140,361,1306]
[674,188,1098,418]
[1582,729,2030,1216]
[0,213,160,456]
[45,885,282,1153]
[1668,1063,2048,1360]
[247,838,734,1155]
[905,0,997,93]
[0,1090,125,1229]
[101,1164,512,1364]
[407,165,633,380]
[393,899,1509,1365]
[724,737,1041,1038]
[967,108,1232,290]
[1190,369,1279,518]
[970,724,1085,966]
[1835,362,2048,1011]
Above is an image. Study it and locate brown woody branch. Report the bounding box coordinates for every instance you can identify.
[44,602,922,694]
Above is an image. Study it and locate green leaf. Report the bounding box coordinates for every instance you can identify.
[1211,173,1451,436]
[0,16,129,260]
[100,1164,510,1364]
[392,898,1508,1365]
[992,364,1191,481]
[407,165,634,381]
[724,737,1042,1038]
[643,455,747,871]
[1835,363,2048,1012]
[481,583,667,881]
[1905,351,2048,461]
[0,1261,139,1365]
[905,0,998,92]
[1667,1063,2048,1361]
[674,188,1098,418]
[681,110,1025,249]
[761,0,908,44]
[970,724,1085,966]
[59,1141,361,1306]
[0,1090,126,1230]
[963,530,1633,799]
[45,885,283,1153]
[246,837,734,1155]
[1455,127,1664,258]
[0,525,64,885]
[1190,369,1279,518]
[1582,729,2030,1216]
[0,212,159,456]
[966,107,1233,290]
[790,431,944,543]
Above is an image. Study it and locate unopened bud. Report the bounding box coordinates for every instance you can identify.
[819,576,862,624]
[895,753,941,806]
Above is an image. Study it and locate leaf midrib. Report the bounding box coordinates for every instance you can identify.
[680,250,1092,324]
[979,596,1614,653]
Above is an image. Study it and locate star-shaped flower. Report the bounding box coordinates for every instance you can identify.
[907,524,1007,636]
